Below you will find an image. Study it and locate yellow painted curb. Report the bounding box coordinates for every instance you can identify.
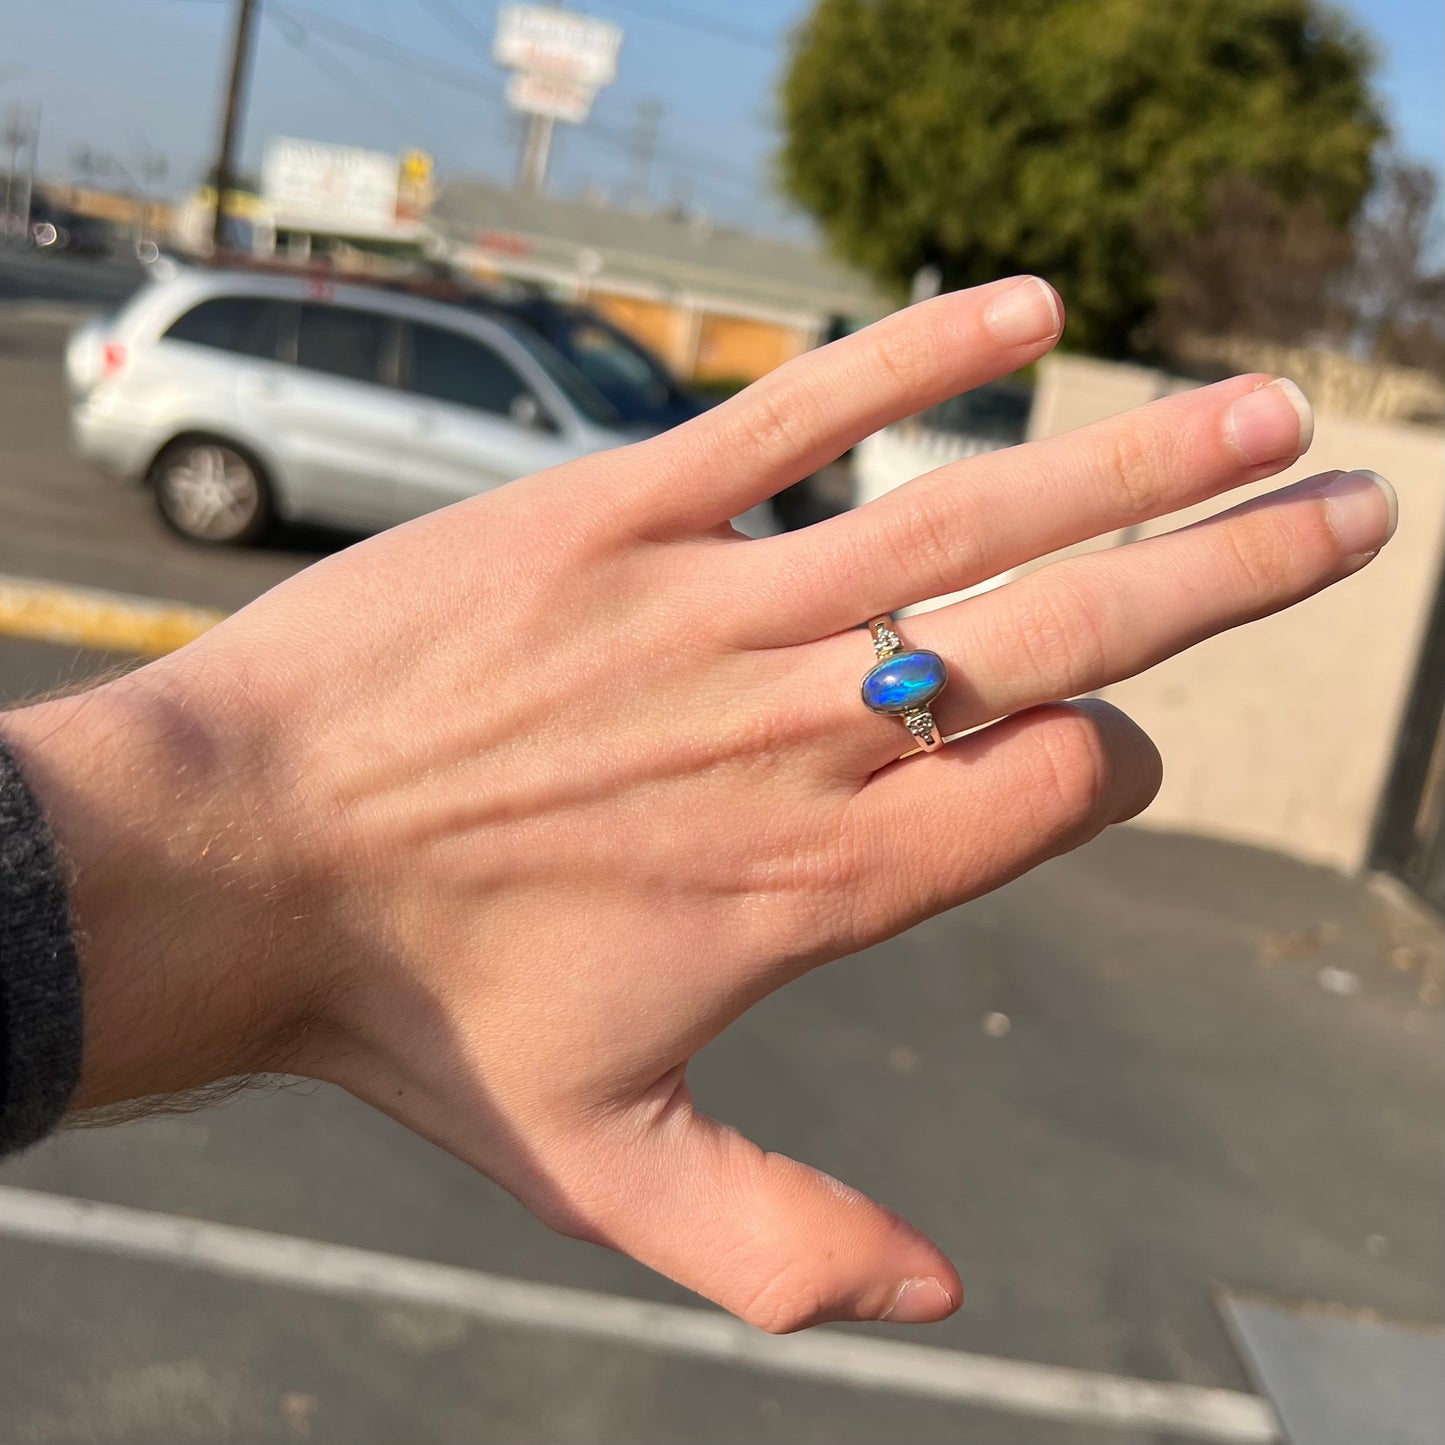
[0,575,227,658]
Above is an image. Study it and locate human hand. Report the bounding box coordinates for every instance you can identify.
[6,277,1395,1331]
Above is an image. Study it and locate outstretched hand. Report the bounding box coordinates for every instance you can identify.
[7,277,1395,1331]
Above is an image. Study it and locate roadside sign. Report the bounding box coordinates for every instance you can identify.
[396,148,435,221]
[505,71,596,125]
[261,137,399,231]
[493,5,622,87]
[399,149,433,187]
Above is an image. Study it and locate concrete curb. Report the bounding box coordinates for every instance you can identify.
[0,573,225,657]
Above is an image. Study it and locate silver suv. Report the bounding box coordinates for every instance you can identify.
[66,265,762,544]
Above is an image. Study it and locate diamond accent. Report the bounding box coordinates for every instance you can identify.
[872,627,902,658]
[903,708,936,740]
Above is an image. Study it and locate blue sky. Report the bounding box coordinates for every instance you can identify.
[5,0,1441,239]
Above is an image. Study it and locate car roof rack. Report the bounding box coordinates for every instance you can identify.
[202,248,512,309]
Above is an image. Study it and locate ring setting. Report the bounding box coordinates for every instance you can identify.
[861,616,947,753]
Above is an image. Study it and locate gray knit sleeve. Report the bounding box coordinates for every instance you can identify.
[0,737,82,1154]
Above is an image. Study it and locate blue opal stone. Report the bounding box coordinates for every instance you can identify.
[861,650,947,714]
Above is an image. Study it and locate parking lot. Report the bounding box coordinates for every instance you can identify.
[1,264,1442,1443]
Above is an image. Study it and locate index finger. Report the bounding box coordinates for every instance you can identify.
[630,276,1062,533]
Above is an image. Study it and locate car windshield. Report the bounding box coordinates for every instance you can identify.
[548,315,676,415]
[492,319,623,429]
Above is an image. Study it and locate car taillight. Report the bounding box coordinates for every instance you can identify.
[101,342,127,378]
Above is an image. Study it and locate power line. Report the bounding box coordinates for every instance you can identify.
[363,0,401,46]
[415,0,495,55]
[363,0,431,113]
[273,2,761,199]
[588,111,756,193]
[592,0,775,52]
[275,2,506,102]
[267,9,435,146]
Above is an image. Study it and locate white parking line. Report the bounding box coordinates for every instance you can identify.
[0,1185,1279,1442]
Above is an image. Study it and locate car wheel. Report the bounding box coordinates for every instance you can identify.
[152,439,272,545]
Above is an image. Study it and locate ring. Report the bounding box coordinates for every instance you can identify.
[861,616,947,754]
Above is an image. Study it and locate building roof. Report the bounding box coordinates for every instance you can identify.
[429,178,887,322]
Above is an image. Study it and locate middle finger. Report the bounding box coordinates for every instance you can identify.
[729,373,1313,645]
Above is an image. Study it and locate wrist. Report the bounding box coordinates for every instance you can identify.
[1,656,330,1112]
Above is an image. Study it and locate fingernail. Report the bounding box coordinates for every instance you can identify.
[880,1276,956,1323]
[983,276,1061,348]
[1318,468,1398,559]
[1225,377,1313,465]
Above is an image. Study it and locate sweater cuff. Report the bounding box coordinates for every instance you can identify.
[0,736,83,1154]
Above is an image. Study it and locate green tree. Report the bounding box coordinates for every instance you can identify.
[779,0,1385,355]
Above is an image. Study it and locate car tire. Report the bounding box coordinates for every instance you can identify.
[151,438,273,545]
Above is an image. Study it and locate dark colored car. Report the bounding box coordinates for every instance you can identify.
[29,191,113,257]
[486,297,705,432]
[917,381,1033,446]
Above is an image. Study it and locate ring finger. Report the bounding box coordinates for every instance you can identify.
[812,467,1396,774]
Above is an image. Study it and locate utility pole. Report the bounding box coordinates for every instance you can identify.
[627,98,661,208]
[16,103,39,239]
[3,106,27,234]
[211,0,261,255]
[138,148,168,245]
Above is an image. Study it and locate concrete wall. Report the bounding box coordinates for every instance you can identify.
[1173,334,1444,425]
[851,352,1444,872]
[1028,353,1445,873]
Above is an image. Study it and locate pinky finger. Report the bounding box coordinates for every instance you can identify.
[846,700,1162,944]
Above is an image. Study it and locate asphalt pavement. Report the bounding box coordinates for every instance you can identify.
[0,256,1441,1444]
[0,245,147,310]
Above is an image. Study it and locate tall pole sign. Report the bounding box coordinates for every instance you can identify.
[493,4,623,194]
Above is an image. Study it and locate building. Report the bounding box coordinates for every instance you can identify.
[427,179,886,385]
[170,140,436,271]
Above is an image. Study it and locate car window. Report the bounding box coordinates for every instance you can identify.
[296,303,391,384]
[492,320,621,428]
[403,323,535,418]
[559,317,672,403]
[162,296,289,361]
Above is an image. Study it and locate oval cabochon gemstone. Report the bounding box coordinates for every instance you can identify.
[861,649,948,714]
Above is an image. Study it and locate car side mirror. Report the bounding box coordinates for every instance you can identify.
[509,394,554,432]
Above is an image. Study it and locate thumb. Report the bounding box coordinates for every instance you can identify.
[586,1087,961,1333]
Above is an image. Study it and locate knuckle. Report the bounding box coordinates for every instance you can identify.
[770,839,859,951]
[1028,706,1115,833]
[881,488,972,599]
[715,698,815,760]
[1221,514,1295,597]
[732,378,816,462]
[863,318,935,393]
[720,801,860,962]
[737,1261,825,1335]
[1041,572,1111,692]
[1008,580,1093,691]
[1105,422,1169,517]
